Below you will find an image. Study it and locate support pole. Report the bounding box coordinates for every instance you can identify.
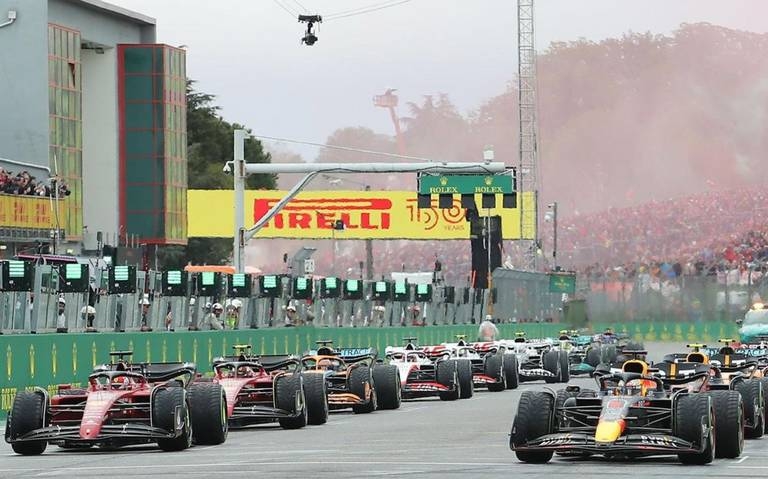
[233,129,246,273]
[552,201,558,271]
[364,184,373,280]
[229,160,508,263]
[487,212,493,315]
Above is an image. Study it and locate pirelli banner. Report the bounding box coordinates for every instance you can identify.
[188,190,536,240]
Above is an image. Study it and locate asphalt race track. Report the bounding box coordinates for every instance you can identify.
[1,342,767,478]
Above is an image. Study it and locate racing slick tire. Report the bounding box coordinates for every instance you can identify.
[436,360,460,401]
[188,382,228,445]
[456,359,474,399]
[503,354,519,389]
[484,354,506,392]
[275,373,308,429]
[350,366,378,414]
[674,393,715,464]
[8,390,48,455]
[557,350,570,383]
[760,377,768,436]
[152,387,193,451]
[301,372,329,425]
[373,364,402,410]
[736,380,765,439]
[585,348,601,367]
[510,391,555,463]
[542,350,560,384]
[554,389,577,429]
[553,389,593,458]
[707,390,744,458]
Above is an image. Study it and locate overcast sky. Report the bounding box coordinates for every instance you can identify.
[112,0,768,161]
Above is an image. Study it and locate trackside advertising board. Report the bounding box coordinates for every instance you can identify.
[187,190,536,240]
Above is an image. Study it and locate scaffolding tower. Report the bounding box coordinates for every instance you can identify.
[517,0,540,271]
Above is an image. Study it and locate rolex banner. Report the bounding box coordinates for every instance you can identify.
[549,273,576,294]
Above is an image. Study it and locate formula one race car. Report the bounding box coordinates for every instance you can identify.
[5,351,227,455]
[590,329,637,364]
[592,349,650,377]
[739,302,768,344]
[301,341,401,413]
[204,345,328,429]
[510,359,743,464]
[657,341,766,439]
[427,335,508,393]
[498,332,568,384]
[551,330,596,376]
[384,338,463,400]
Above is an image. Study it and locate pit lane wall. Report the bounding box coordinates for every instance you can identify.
[0,321,739,415]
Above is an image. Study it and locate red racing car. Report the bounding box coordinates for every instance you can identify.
[5,351,227,455]
[206,345,328,428]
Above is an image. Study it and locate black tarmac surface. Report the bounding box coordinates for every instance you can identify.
[1,342,765,478]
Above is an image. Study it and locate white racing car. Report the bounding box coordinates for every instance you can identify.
[425,335,511,393]
[384,338,463,401]
[494,332,569,384]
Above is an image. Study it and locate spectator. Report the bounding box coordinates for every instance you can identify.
[410,305,424,327]
[478,315,499,341]
[284,304,300,327]
[164,303,174,331]
[81,305,96,332]
[0,168,70,198]
[226,299,242,330]
[56,297,67,333]
[207,303,224,330]
[139,298,152,332]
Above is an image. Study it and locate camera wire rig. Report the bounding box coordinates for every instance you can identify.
[298,14,322,46]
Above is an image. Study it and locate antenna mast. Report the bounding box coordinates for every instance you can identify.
[517,0,540,270]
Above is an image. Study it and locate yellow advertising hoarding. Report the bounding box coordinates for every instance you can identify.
[188,190,536,240]
[0,195,67,230]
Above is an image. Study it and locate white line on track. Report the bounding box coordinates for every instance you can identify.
[0,460,516,473]
[402,406,430,413]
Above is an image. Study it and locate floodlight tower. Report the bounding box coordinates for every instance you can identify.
[517,0,541,271]
[373,89,406,157]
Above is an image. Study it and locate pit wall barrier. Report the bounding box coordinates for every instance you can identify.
[0,321,740,415]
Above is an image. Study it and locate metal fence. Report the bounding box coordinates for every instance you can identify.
[4,265,755,334]
[0,267,502,334]
[582,271,768,323]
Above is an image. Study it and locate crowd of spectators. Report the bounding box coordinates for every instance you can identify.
[558,188,768,280]
[0,167,71,198]
[256,188,768,286]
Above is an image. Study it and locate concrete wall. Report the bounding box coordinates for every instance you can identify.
[0,0,49,167]
[47,0,146,47]
[81,47,118,235]
[46,0,155,242]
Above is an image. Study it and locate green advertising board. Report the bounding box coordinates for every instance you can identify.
[418,174,514,195]
[0,319,742,417]
[549,273,576,294]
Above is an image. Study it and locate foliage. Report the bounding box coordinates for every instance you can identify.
[158,82,277,269]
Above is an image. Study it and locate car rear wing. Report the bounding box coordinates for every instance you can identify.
[337,348,378,363]
[258,354,301,372]
[142,362,197,383]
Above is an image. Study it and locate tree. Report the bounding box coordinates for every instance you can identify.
[158,82,277,269]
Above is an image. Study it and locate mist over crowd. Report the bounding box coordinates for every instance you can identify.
[254,23,768,280]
